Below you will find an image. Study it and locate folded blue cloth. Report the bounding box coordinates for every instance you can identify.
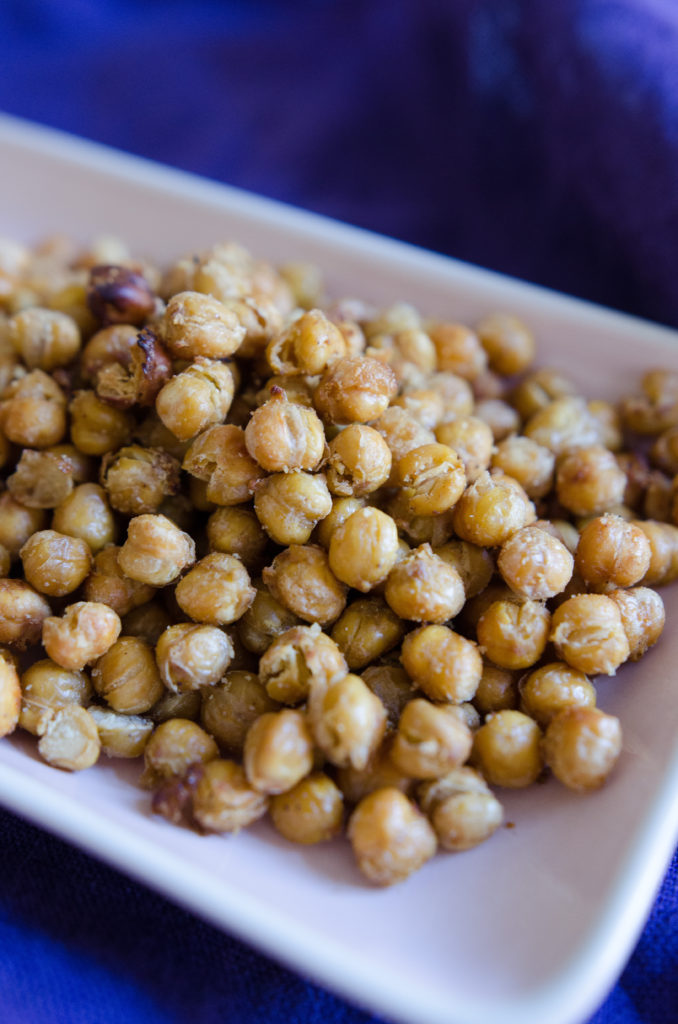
[0,2,677,1022]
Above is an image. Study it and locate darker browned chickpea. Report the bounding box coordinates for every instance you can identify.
[491,436,555,499]
[497,525,573,600]
[542,707,622,791]
[0,369,67,448]
[519,662,596,727]
[607,586,665,660]
[347,787,437,886]
[477,599,551,670]
[201,670,279,755]
[206,506,269,568]
[390,699,473,779]
[385,544,465,623]
[452,470,536,547]
[86,264,155,325]
[263,545,347,626]
[428,321,487,380]
[472,709,542,787]
[313,356,397,424]
[325,424,392,496]
[401,625,482,703]
[52,483,116,553]
[96,329,172,409]
[81,324,138,382]
[556,445,627,516]
[550,594,630,676]
[160,291,246,359]
[123,600,172,647]
[270,772,344,844]
[475,312,535,376]
[176,553,255,626]
[330,597,405,670]
[20,529,92,597]
[245,388,325,472]
[575,514,652,592]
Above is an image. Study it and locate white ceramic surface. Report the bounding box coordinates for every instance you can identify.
[1,113,678,1024]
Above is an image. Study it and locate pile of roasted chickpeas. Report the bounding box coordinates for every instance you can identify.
[0,234,677,887]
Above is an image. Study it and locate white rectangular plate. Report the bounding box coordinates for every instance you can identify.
[1,113,678,1024]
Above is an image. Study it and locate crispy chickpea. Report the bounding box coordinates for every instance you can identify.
[473,661,519,715]
[395,443,466,517]
[385,543,465,623]
[491,435,555,499]
[0,369,67,448]
[253,471,332,546]
[313,495,366,549]
[94,327,173,408]
[472,709,542,787]
[428,321,487,379]
[266,308,346,376]
[428,371,475,420]
[588,399,622,451]
[391,388,444,430]
[141,717,219,788]
[243,708,313,794]
[542,707,622,791]
[37,704,101,772]
[0,579,51,648]
[575,514,652,592]
[83,545,155,615]
[279,262,325,309]
[477,599,550,670]
[390,699,473,779]
[69,390,134,455]
[418,767,503,851]
[474,399,520,442]
[633,520,678,586]
[118,514,195,587]
[201,670,279,755]
[206,507,268,569]
[401,625,482,703]
[372,406,436,483]
[86,264,155,325]
[42,601,121,671]
[313,355,397,424]
[325,424,392,496]
[452,470,536,547]
[174,552,254,626]
[245,388,325,472]
[7,449,76,509]
[608,586,665,660]
[347,787,437,886]
[650,425,678,475]
[556,445,627,517]
[20,529,92,597]
[19,659,91,736]
[259,623,347,704]
[155,623,233,693]
[263,545,347,626]
[237,582,301,656]
[183,423,263,505]
[524,396,602,455]
[51,482,116,554]
[150,689,202,725]
[361,664,413,729]
[620,369,678,435]
[644,470,673,521]
[91,634,164,714]
[160,290,246,359]
[511,367,577,420]
[270,772,344,844]
[330,597,405,670]
[81,323,138,381]
[434,417,494,483]
[550,594,630,676]
[433,540,494,599]
[309,673,387,770]
[0,544,8,578]
[475,312,535,376]
[0,651,21,737]
[155,357,235,441]
[497,525,573,600]
[0,493,48,556]
[100,445,180,516]
[190,758,269,832]
[328,507,400,593]
[337,738,413,804]
[519,662,596,727]
[88,706,153,758]
[8,307,80,369]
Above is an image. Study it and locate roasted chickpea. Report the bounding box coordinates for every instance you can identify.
[245,388,325,472]
[385,544,465,623]
[620,369,678,435]
[360,664,413,729]
[86,264,155,326]
[266,308,346,376]
[155,357,235,441]
[497,525,573,600]
[556,445,627,516]
[519,662,596,727]
[390,699,473,779]
[401,625,482,703]
[0,493,48,556]
[391,388,443,430]
[309,673,387,770]
[313,355,397,424]
[434,417,494,483]
[42,601,121,671]
[20,529,92,597]
[452,470,536,547]
[83,545,155,616]
[550,595,630,676]
[243,708,313,794]
[69,390,134,455]
[155,623,234,693]
[325,424,392,496]
[183,423,263,505]
[395,443,466,517]
[328,507,400,593]
[372,406,435,483]
[259,623,347,704]
[313,495,366,549]
[418,766,504,851]
[191,758,269,832]
[81,323,138,381]
[542,707,622,791]
[347,788,437,886]
[330,597,405,670]
[160,290,246,359]
[174,552,254,626]
[270,772,344,844]
[475,312,535,376]
[634,520,678,586]
[477,599,550,671]
[206,506,268,569]
[428,322,487,379]
[141,717,219,788]
[0,651,21,737]
[52,483,116,554]
[608,586,665,660]
[575,514,652,592]
[524,396,602,455]
[0,369,67,448]
[37,704,101,772]
[474,399,520,441]
[254,471,332,545]
[201,670,279,755]
[88,706,153,758]
[7,449,77,509]
[263,545,347,626]
[279,262,325,310]
[0,579,51,648]
[118,513,195,587]
[511,367,578,421]
[472,709,542,787]
[491,435,555,499]
[100,445,180,516]
[432,540,494,599]
[473,661,519,715]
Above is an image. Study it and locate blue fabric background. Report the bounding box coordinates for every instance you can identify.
[0,1,677,1021]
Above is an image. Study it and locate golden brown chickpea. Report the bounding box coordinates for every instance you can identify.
[255,373,315,409]
[452,470,536,547]
[52,483,116,554]
[542,707,622,791]
[201,670,279,755]
[0,369,67,448]
[0,544,9,578]
[20,529,92,597]
[42,601,121,671]
[83,545,155,616]
[433,540,494,599]
[607,586,665,660]
[372,406,436,483]
[88,706,154,758]
[401,625,482,703]
[519,661,596,727]
[279,262,325,309]
[149,688,202,725]
[309,673,387,770]
[633,520,678,586]
[390,698,473,779]
[472,709,542,787]
[359,664,412,728]
[511,367,578,421]
[330,597,405,670]
[69,390,134,455]
[0,579,51,648]
[263,544,347,626]
[588,399,623,452]
[270,772,344,844]
[141,717,219,788]
[347,787,437,886]
[497,525,573,600]
[236,582,301,656]
[37,704,101,772]
[155,357,235,441]
[325,424,392,496]
[474,398,520,442]
[434,417,494,483]
[259,623,347,704]
[385,543,466,623]
[418,766,504,851]
[395,443,466,517]
[644,470,673,521]
[206,507,267,569]
[473,660,519,715]
[254,471,332,546]
[313,495,366,549]
[7,449,77,509]
[491,435,555,499]
[620,369,678,435]
[475,312,535,376]
[8,307,80,369]
[556,445,627,517]
[183,423,263,505]
[243,708,313,794]
[191,759,269,832]
[575,514,652,592]
[175,552,255,626]
[550,594,630,676]
[100,445,180,517]
[160,290,246,359]
[428,371,475,419]
[328,507,400,593]
[0,493,48,556]
[0,651,21,737]
[524,396,602,455]
[118,514,195,587]
[391,388,444,430]
[155,623,234,693]
[81,324,138,382]
[122,601,172,648]
[428,321,487,379]
[266,308,346,376]
[91,635,164,714]
[477,599,550,671]
[245,388,325,472]
[336,736,413,802]
[19,658,91,736]
[313,355,397,424]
